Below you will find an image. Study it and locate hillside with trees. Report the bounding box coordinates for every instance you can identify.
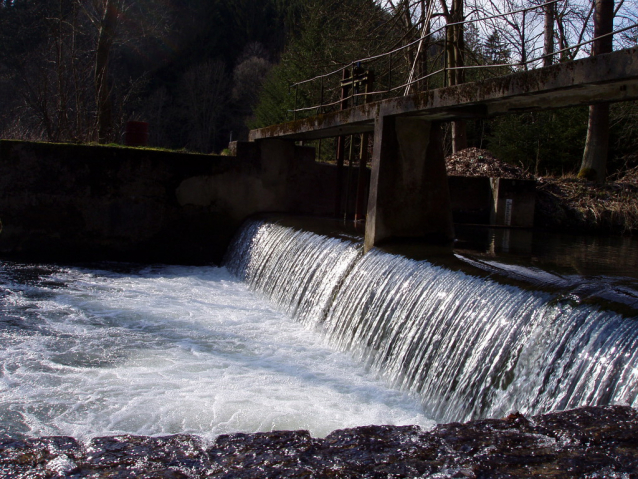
[0,0,636,184]
[0,0,303,151]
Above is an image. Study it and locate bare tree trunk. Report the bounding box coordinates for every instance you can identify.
[418,0,430,91]
[579,0,614,182]
[95,0,120,143]
[543,2,555,67]
[450,0,466,153]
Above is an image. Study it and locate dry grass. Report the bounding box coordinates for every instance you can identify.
[446,147,534,179]
[447,148,638,234]
[536,175,638,234]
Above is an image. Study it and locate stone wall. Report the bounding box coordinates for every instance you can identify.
[0,140,339,264]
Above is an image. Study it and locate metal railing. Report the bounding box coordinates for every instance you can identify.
[288,1,637,120]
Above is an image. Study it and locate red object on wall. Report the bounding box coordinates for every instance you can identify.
[125,121,149,147]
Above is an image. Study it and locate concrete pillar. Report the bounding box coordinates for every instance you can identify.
[489,178,536,228]
[364,116,454,252]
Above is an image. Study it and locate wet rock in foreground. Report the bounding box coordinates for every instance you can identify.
[2,406,638,478]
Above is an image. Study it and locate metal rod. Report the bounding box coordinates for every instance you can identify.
[344,135,354,222]
[355,72,372,223]
[319,75,324,114]
[388,52,392,98]
[444,25,448,87]
[355,132,369,223]
[334,68,350,218]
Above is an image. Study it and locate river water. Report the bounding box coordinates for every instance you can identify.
[0,261,431,441]
[2,218,638,440]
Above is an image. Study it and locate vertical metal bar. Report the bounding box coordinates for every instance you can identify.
[355,132,369,223]
[388,53,392,97]
[352,62,356,106]
[334,68,350,218]
[351,62,356,105]
[355,72,372,223]
[294,84,299,121]
[443,25,448,87]
[319,75,324,114]
[344,135,355,222]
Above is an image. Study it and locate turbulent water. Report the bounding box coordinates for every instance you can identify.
[0,261,431,440]
[227,220,638,424]
[3,218,638,442]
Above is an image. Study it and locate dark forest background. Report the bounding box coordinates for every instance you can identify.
[0,0,636,179]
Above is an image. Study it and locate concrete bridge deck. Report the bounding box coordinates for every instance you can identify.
[249,48,638,252]
[250,48,638,142]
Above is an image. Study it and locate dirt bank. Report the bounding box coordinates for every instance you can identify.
[447,148,638,234]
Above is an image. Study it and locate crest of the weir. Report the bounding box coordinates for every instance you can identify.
[226,219,638,423]
[248,48,638,250]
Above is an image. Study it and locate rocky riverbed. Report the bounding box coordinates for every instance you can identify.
[2,405,638,478]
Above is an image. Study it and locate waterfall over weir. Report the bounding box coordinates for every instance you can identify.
[226,219,638,424]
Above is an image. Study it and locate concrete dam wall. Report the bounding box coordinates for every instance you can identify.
[0,140,346,264]
[0,140,537,265]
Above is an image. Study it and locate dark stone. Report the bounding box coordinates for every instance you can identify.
[79,435,209,478]
[3,406,638,478]
[0,436,81,478]
[207,430,316,477]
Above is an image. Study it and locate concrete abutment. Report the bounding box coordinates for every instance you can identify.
[364,116,454,252]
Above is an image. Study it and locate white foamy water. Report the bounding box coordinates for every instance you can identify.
[227,220,638,424]
[0,263,433,440]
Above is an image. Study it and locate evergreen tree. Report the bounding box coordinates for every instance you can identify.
[252,0,390,128]
[487,108,589,177]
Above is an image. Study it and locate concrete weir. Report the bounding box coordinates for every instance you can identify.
[250,47,638,249]
[0,140,340,264]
